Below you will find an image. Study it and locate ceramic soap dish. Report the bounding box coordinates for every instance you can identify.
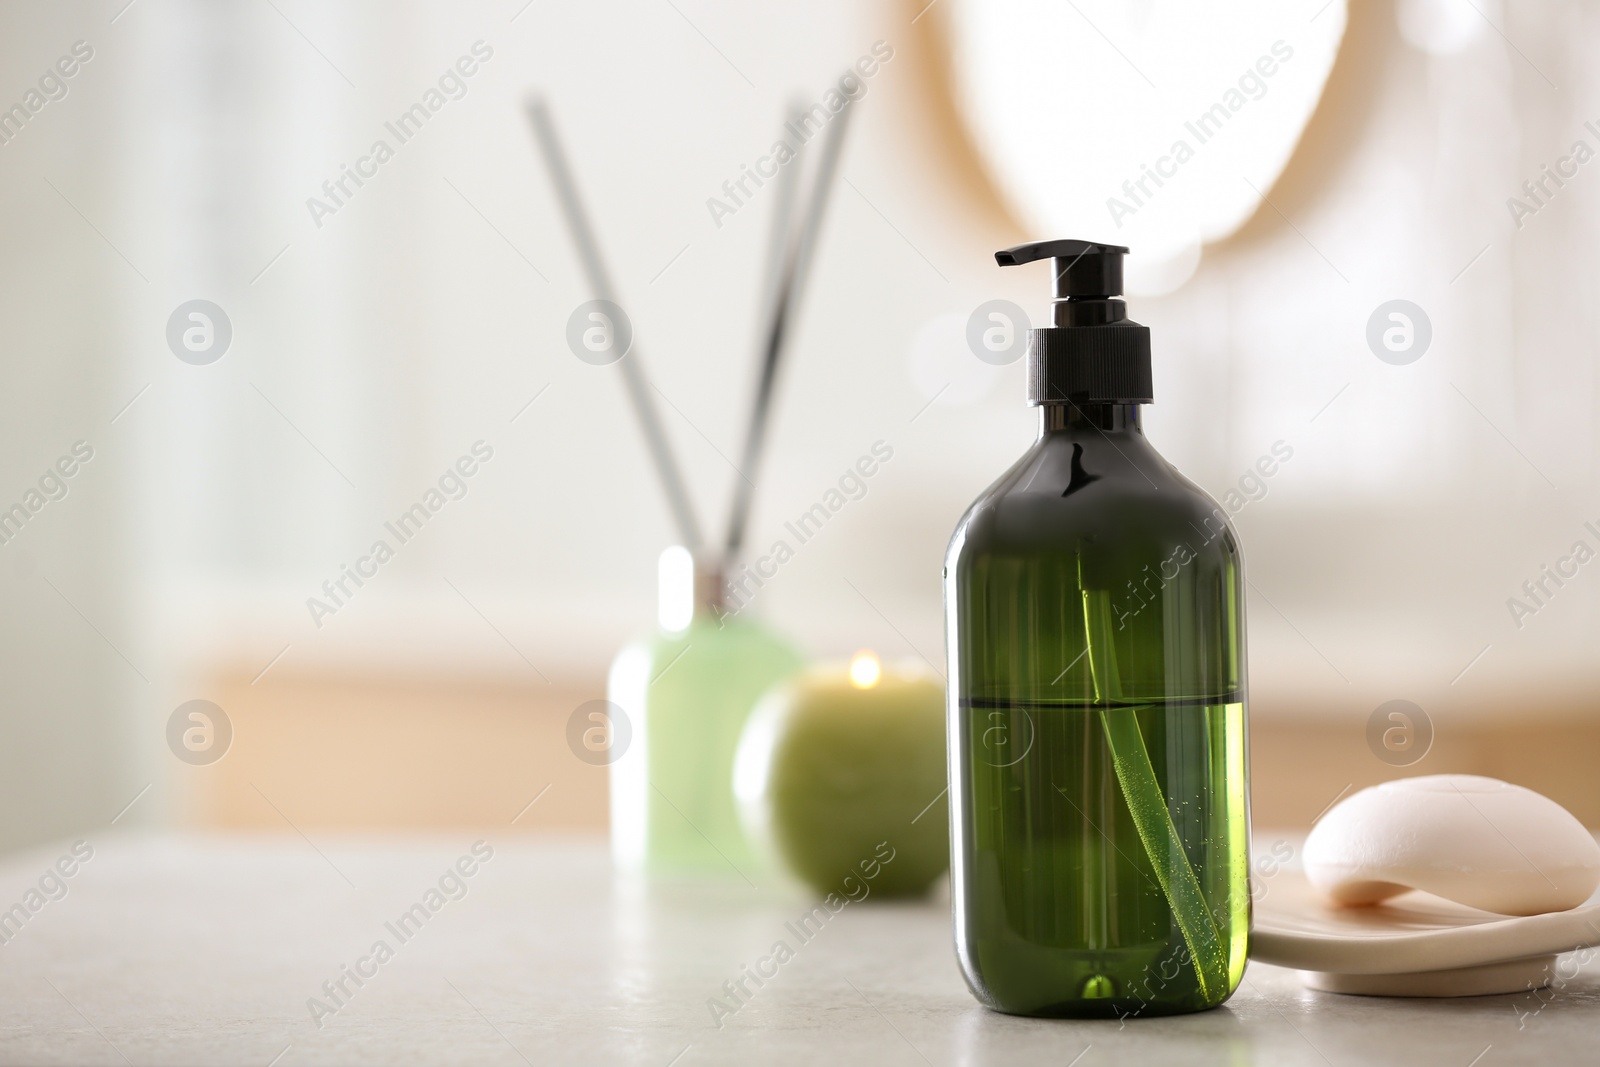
[1252,868,1600,996]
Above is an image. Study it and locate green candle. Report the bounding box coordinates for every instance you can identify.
[735,652,948,897]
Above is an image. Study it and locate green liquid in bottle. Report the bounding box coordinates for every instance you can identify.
[955,700,1247,1016]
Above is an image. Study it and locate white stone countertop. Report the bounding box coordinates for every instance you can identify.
[0,834,1594,1066]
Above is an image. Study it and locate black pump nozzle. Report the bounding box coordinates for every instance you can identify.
[995,238,1152,406]
[995,239,1128,300]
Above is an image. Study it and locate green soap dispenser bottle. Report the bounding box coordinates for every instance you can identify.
[945,240,1250,1018]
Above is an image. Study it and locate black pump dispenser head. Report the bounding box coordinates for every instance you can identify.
[996,239,1153,405]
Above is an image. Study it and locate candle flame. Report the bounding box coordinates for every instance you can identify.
[849,650,881,689]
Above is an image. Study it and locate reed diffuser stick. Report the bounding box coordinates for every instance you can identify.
[722,101,853,560]
[753,105,805,350]
[527,99,705,551]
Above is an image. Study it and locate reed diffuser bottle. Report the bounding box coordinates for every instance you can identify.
[531,96,849,880]
[945,241,1249,1018]
[609,548,802,876]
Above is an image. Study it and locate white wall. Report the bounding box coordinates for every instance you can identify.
[0,2,152,851]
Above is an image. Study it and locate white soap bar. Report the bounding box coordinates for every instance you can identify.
[1303,775,1600,916]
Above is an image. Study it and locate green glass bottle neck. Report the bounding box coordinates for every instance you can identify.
[1038,402,1144,437]
[694,564,728,618]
